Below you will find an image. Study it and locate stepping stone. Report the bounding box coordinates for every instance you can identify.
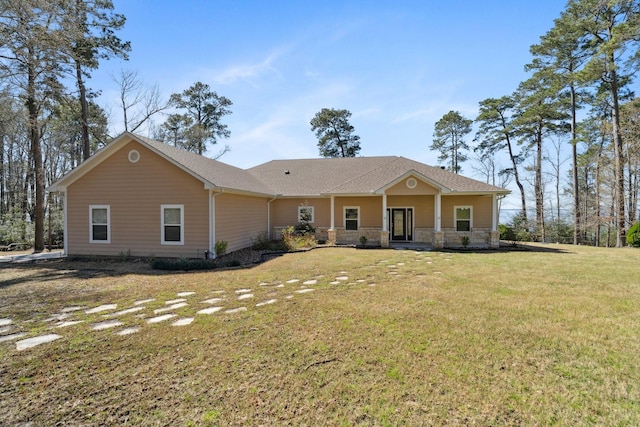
[258,282,269,286]
[134,298,155,306]
[0,326,12,334]
[176,292,195,297]
[339,271,348,274]
[295,289,315,294]
[225,307,247,314]
[285,295,294,299]
[235,289,252,294]
[276,284,285,288]
[107,306,145,317]
[302,279,317,285]
[45,313,71,322]
[165,298,186,305]
[210,290,225,294]
[286,279,299,284]
[368,283,377,287]
[154,302,188,314]
[335,276,349,281]
[117,327,140,336]
[397,263,406,266]
[329,281,340,285]
[85,304,117,314]
[256,299,277,307]
[197,307,223,315]
[91,320,124,331]
[16,334,62,351]
[61,306,84,313]
[388,271,399,275]
[201,297,224,304]
[356,279,366,283]
[172,317,194,326]
[147,314,177,324]
[56,320,84,328]
[237,294,253,300]
[0,332,26,343]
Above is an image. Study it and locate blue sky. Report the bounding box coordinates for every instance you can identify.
[93,0,569,200]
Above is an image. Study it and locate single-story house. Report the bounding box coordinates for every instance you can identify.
[48,132,510,258]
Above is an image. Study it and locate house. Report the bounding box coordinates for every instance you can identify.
[48,132,510,258]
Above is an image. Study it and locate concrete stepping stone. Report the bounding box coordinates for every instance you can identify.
[0,326,12,334]
[397,262,406,266]
[85,304,117,314]
[134,298,155,305]
[258,282,269,286]
[61,306,84,313]
[172,317,194,326]
[0,332,27,343]
[335,276,349,281]
[197,307,224,315]
[201,297,224,304]
[286,279,299,284]
[356,279,366,283]
[329,281,340,285]
[117,327,140,335]
[285,295,294,299]
[237,294,254,300]
[16,334,62,351]
[154,302,188,314]
[302,279,317,285]
[0,318,13,327]
[210,290,225,294]
[107,306,145,317]
[256,299,277,307]
[224,307,247,314]
[91,320,124,331]
[276,284,285,288]
[295,288,315,294]
[176,292,195,297]
[45,313,71,322]
[339,271,348,274]
[56,320,84,328]
[235,289,252,294]
[147,314,177,324]
[165,298,186,305]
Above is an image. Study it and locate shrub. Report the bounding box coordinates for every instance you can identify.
[151,258,217,271]
[252,232,272,250]
[499,224,516,242]
[460,235,470,247]
[626,222,640,247]
[282,226,316,251]
[214,240,228,256]
[359,235,368,245]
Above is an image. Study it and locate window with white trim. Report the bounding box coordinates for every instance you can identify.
[162,205,184,244]
[455,206,472,232]
[344,207,359,231]
[90,205,110,243]
[298,205,314,223]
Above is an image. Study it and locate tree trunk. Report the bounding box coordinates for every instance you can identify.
[27,60,45,252]
[570,81,580,244]
[609,64,626,247]
[76,58,91,161]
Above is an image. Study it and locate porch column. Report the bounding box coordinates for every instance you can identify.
[328,195,336,245]
[434,192,444,248]
[380,192,389,247]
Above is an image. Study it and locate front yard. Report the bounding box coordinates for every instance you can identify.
[1,244,639,425]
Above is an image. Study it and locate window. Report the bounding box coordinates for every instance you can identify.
[344,207,359,231]
[298,205,314,223]
[90,205,110,243]
[162,205,184,244]
[455,206,472,232]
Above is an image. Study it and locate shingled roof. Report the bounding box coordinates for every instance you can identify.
[49,133,509,197]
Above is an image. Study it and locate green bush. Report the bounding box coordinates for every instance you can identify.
[282,226,316,251]
[214,240,228,256]
[498,224,516,241]
[626,222,640,247]
[150,258,217,271]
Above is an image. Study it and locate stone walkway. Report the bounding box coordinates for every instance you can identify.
[1,250,446,352]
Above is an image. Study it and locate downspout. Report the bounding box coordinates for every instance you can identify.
[267,195,278,239]
[210,189,224,259]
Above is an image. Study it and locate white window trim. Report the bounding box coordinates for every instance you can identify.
[89,205,110,243]
[298,205,315,223]
[344,206,360,231]
[454,205,473,232]
[161,204,184,245]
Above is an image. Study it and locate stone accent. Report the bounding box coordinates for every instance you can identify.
[327,228,337,245]
[433,231,445,249]
[490,230,500,248]
[380,230,389,248]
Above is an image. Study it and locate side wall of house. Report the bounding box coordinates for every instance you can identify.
[214,193,269,254]
[66,141,210,258]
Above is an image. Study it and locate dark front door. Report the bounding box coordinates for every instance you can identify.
[388,208,413,241]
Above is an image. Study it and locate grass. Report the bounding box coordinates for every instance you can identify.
[1,243,639,425]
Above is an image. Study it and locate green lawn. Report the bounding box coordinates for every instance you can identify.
[1,244,639,426]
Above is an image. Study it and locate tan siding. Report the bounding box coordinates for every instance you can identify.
[270,198,331,230]
[334,196,382,227]
[441,195,493,229]
[387,195,434,227]
[67,141,210,258]
[215,193,269,253]
[386,177,438,195]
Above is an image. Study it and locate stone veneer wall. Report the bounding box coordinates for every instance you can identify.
[442,228,493,247]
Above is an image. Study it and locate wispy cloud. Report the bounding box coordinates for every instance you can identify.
[207,47,289,86]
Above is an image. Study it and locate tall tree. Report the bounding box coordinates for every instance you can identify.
[568,0,640,246]
[0,0,67,251]
[431,110,472,174]
[168,82,232,156]
[528,9,592,244]
[310,108,361,158]
[114,69,167,134]
[62,0,129,160]
[475,96,529,222]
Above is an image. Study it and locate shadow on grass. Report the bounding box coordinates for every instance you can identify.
[441,242,574,255]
